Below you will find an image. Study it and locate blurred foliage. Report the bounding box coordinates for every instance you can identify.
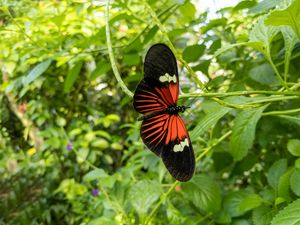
[0,0,300,224]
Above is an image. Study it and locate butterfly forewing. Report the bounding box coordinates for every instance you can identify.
[133,43,195,182]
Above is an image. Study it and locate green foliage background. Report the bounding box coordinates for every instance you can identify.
[1,0,300,224]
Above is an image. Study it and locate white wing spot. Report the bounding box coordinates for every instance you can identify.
[173,138,189,152]
[159,73,177,83]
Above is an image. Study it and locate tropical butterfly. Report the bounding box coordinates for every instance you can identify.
[133,43,195,182]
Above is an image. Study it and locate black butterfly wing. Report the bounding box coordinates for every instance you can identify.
[133,43,195,182]
[141,114,195,182]
[133,44,179,115]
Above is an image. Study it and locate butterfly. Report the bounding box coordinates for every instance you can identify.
[133,43,195,182]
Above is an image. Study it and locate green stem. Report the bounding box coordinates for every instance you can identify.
[180,90,300,98]
[290,82,300,91]
[196,131,232,161]
[243,96,298,105]
[262,108,300,116]
[276,51,300,67]
[266,55,289,90]
[145,181,179,225]
[143,0,208,92]
[105,0,134,97]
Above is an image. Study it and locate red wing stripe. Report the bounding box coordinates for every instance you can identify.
[142,121,165,133]
[169,83,179,104]
[139,108,162,113]
[142,115,169,127]
[165,116,174,145]
[142,90,161,98]
[135,97,167,106]
[149,129,166,145]
[176,116,188,140]
[155,87,174,106]
[144,127,163,139]
[135,104,163,108]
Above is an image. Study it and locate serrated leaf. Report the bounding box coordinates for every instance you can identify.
[190,104,230,141]
[290,168,300,196]
[182,174,221,213]
[64,61,83,93]
[182,44,205,63]
[249,0,281,14]
[252,205,274,225]
[281,26,298,78]
[265,0,300,40]
[23,59,52,85]
[287,139,300,156]
[128,180,162,216]
[267,159,287,191]
[229,105,267,161]
[237,194,263,213]
[249,17,279,55]
[271,199,300,225]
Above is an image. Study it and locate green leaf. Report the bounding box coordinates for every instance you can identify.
[214,42,247,58]
[248,63,279,85]
[287,139,300,156]
[87,217,117,225]
[179,1,196,23]
[252,205,274,225]
[265,0,300,40]
[55,178,87,200]
[182,44,205,63]
[290,168,300,196]
[249,17,279,55]
[278,169,293,201]
[229,105,267,161]
[201,18,227,33]
[271,199,300,225]
[237,194,263,213]
[249,0,281,14]
[281,27,298,78]
[89,62,111,80]
[83,169,107,182]
[223,190,252,217]
[91,139,109,150]
[192,60,210,75]
[295,158,300,169]
[182,174,221,213]
[64,61,83,93]
[128,180,162,216]
[123,53,140,66]
[190,103,230,141]
[267,159,287,190]
[23,59,52,85]
[233,1,257,11]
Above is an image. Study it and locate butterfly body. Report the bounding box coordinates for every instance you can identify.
[138,105,187,121]
[133,44,195,182]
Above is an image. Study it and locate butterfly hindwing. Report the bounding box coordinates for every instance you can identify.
[141,114,195,182]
